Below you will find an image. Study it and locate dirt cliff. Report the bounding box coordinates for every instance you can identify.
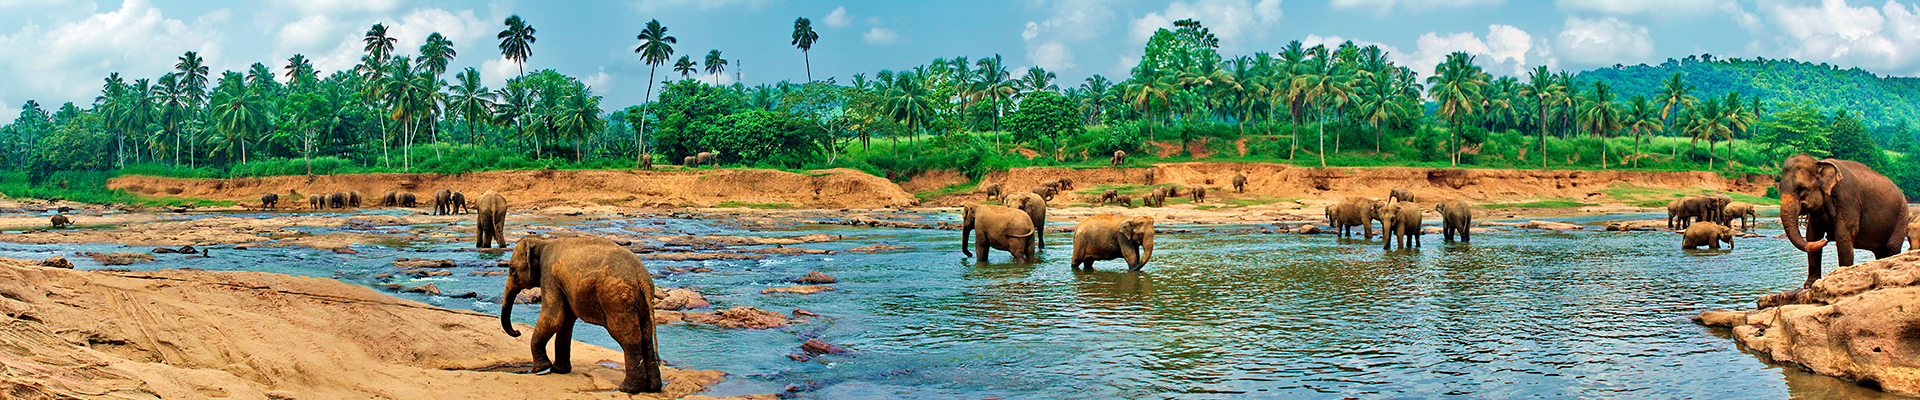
[930,163,1772,206]
[107,168,916,209]
[1696,252,1920,395]
[0,259,765,399]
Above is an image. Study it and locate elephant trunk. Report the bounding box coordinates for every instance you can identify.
[1779,193,1826,253]
[1138,233,1154,269]
[960,225,973,257]
[500,286,523,337]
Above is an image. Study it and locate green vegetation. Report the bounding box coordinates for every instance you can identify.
[2,17,1915,205]
[1600,183,1777,207]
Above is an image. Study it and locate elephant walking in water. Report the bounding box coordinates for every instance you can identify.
[1435,201,1472,242]
[960,203,1038,263]
[1071,214,1155,270]
[1778,154,1908,287]
[1381,202,1422,250]
[1683,222,1735,249]
[1005,192,1048,251]
[475,191,509,248]
[500,235,664,393]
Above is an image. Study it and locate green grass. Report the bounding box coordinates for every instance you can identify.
[1600,182,1779,207]
[715,201,794,209]
[1475,199,1595,209]
[913,180,981,202]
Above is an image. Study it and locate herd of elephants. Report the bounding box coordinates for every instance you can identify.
[28,154,1917,394]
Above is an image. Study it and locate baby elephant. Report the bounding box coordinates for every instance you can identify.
[500,236,663,393]
[1071,214,1155,270]
[1682,221,1735,249]
[1232,173,1247,193]
[50,215,70,228]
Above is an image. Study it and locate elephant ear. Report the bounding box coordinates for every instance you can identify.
[1126,216,1154,237]
[1816,160,1842,197]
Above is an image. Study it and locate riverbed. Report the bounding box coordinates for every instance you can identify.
[0,208,1900,399]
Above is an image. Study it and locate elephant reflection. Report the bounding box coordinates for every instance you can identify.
[1072,269,1155,309]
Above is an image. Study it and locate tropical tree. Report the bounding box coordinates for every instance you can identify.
[1577,81,1623,168]
[210,71,270,164]
[1624,94,1661,167]
[1016,66,1058,98]
[973,55,1014,135]
[447,67,495,144]
[1293,45,1356,167]
[673,56,697,79]
[1426,52,1487,167]
[1124,68,1173,142]
[497,16,537,80]
[633,19,676,161]
[1655,72,1698,158]
[882,70,934,157]
[1518,66,1559,168]
[791,17,819,82]
[418,32,457,77]
[283,54,316,88]
[704,50,728,86]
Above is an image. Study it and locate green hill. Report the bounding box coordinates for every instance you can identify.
[1576,55,1920,126]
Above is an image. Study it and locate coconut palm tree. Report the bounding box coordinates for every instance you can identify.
[555,90,604,162]
[418,32,457,77]
[1686,98,1731,169]
[1578,81,1624,168]
[704,50,728,86]
[1518,65,1559,168]
[1079,75,1115,125]
[174,51,210,108]
[673,56,697,79]
[210,71,269,164]
[1277,40,1307,159]
[1426,52,1487,167]
[1016,66,1058,99]
[283,54,315,86]
[447,67,495,144]
[1354,72,1407,153]
[1293,46,1357,167]
[1124,68,1174,142]
[792,17,819,82]
[383,59,441,172]
[632,19,675,161]
[883,70,934,157]
[1656,72,1697,158]
[974,55,1013,133]
[1624,95,1661,168]
[497,16,536,80]
[156,73,190,165]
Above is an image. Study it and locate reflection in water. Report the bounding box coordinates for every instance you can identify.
[1,209,1905,399]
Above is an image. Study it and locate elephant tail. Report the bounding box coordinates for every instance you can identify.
[1008,229,1036,238]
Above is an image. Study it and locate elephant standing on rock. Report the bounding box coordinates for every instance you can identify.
[50,215,70,228]
[500,235,664,393]
[476,191,509,248]
[1778,154,1909,287]
[451,191,467,214]
[1381,202,1422,250]
[261,193,279,209]
[1232,173,1247,193]
[1071,214,1155,270]
[433,189,454,215]
[1721,201,1755,231]
[1682,222,1735,249]
[960,203,1038,263]
[1436,201,1472,242]
[1005,192,1048,251]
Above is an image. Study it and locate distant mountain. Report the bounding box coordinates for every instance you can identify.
[1575,55,1920,126]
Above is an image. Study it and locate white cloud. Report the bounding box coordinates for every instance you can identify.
[582,70,615,92]
[1553,16,1654,67]
[481,55,521,88]
[295,8,492,77]
[823,6,851,27]
[1021,0,1119,73]
[1330,0,1504,16]
[1749,0,1920,75]
[270,0,399,16]
[1404,24,1538,76]
[1128,0,1286,51]
[863,27,900,44]
[1030,41,1077,71]
[631,0,776,12]
[0,0,223,106]
[385,8,491,54]
[278,14,338,50]
[1555,0,1725,18]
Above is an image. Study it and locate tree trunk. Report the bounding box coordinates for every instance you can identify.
[1317,107,1327,168]
[1540,103,1548,169]
[804,50,812,82]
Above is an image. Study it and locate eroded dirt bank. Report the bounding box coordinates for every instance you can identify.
[0,259,765,399]
[933,163,1772,206]
[107,168,916,209]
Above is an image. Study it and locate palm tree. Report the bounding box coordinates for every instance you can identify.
[1721,92,1753,160]
[1124,69,1174,142]
[1277,40,1307,159]
[974,55,1014,134]
[1655,72,1697,159]
[156,73,190,165]
[1518,65,1559,168]
[1016,66,1058,98]
[792,17,819,82]
[282,54,316,88]
[1685,98,1732,169]
[448,67,495,144]
[1079,75,1115,124]
[1354,72,1406,153]
[704,50,728,86]
[1624,95,1661,168]
[632,19,675,162]
[673,56,697,79]
[383,59,440,172]
[1426,52,1487,167]
[1578,81,1624,168]
[211,71,269,164]
[555,90,604,162]
[174,51,210,108]
[1294,46,1356,167]
[497,16,536,80]
[883,71,934,157]
[418,32,457,77]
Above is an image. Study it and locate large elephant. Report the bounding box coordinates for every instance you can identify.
[1005,192,1048,250]
[308,194,324,210]
[348,191,363,208]
[1030,185,1056,202]
[433,189,454,215]
[1232,173,1247,193]
[398,192,418,207]
[1705,193,1733,227]
[451,191,467,214]
[50,215,70,228]
[261,193,279,209]
[960,203,1038,263]
[327,192,347,209]
[696,151,716,167]
[1380,202,1422,250]
[1390,188,1415,203]
[499,235,663,393]
[1329,197,1384,239]
[380,190,398,207]
[1778,154,1909,287]
[1070,214,1156,270]
[1435,201,1472,242]
[1670,195,1713,229]
[1145,187,1167,207]
[476,191,509,248]
[1682,221,1735,249]
[1666,198,1685,229]
[1721,201,1755,231]
[639,154,653,170]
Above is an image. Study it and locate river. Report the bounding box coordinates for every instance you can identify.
[0,209,1902,399]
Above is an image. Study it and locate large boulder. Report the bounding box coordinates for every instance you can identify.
[1695,252,1920,395]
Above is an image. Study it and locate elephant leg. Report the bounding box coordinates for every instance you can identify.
[975,232,989,264]
[1365,223,1374,240]
[476,220,491,248]
[1804,248,1824,287]
[551,315,575,374]
[529,309,563,373]
[1462,226,1470,243]
[613,310,664,393]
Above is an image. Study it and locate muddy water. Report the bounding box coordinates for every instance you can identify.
[1,210,1904,399]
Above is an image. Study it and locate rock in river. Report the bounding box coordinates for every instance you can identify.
[1695,252,1920,395]
[763,285,837,295]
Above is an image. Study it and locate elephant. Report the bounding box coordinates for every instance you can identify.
[1146,187,1168,207]
[1390,188,1415,204]
[1707,193,1733,226]
[1682,221,1736,249]
[50,215,70,228]
[1191,185,1207,203]
[327,192,347,209]
[959,203,1038,263]
[380,190,398,207]
[1232,173,1247,193]
[499,235,663,393]
[308,194,325,210]
[433,189,454,215]
[261,193,279,209]
[682,156,696,167]
[1721,201,1756,231]
[1143,169,1156,184]
[979,183,1003,201]
[697,151,716,167]
[476,191,510,248]
[1110,150,1127,166]
[1040,179,1065,191]
[1097,189,1121,206]
[1059,177,1075,190]
[1666,198,1685,229]
[1435,201,1472,242]
[640,154,653,170]
[451,191,467,214]
[1380,201,1423,250]
[1004,192,1048,251]
[1329,197,1385,239]
[1669,195,1714,229]
[1070,214,1156,270]
[398,192,418,207]
[348,191,363,208]
[1030,185,1056,202]
[1778,154,1909,287]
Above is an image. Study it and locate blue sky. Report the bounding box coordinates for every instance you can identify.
[3,0,1918,110]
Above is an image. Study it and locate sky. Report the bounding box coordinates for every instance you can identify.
[3,0,1920,111]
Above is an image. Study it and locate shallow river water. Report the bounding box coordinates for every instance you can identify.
[4,209,1907,399]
